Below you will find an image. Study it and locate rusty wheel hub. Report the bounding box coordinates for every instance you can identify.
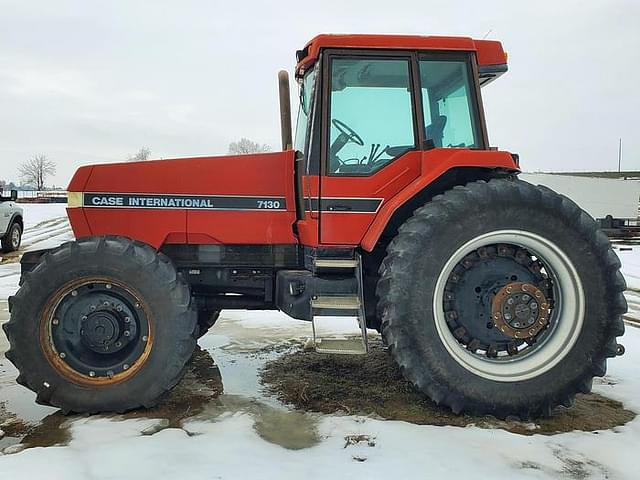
[491,282,550,339]
[41,278,153,386]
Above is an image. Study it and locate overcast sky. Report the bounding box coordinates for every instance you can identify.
[1,0,638,187]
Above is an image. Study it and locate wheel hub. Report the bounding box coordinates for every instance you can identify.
[82,311,121,351]
[443,242,554,359]
[492,282,550,339]
[44,280,151,383]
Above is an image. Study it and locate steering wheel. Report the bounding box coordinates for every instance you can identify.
[332,119,364,146]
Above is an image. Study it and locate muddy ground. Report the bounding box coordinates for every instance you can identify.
[260,341,635,435]
[0,312,636,455]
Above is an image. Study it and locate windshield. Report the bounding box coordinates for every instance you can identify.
[294,67,316,154]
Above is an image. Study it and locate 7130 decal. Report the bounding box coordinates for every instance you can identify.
[82,193,287,211]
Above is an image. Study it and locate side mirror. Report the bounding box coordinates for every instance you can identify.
[10,190,18,201]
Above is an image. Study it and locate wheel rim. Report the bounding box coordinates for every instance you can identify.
[11,226,20,248]
[433,230,584,382]
[40,277,154,386]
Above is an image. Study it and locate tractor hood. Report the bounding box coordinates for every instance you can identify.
[66,151,298,248]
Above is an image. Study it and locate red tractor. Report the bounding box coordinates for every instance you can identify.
[4,34,626,418]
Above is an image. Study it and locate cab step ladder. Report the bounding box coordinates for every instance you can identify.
[310,253,368,354]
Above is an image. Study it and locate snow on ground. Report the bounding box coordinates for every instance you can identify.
[0,326,638,479]
[18,203,73,252]
[618,248,640,290]
[0,203,73,298]
[0,264,20,300]
[0,205,639,479]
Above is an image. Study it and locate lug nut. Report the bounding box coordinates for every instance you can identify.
[124,316,130,323]
[90,305,96,311]
[59,352,66,359]
[115,341,122,347]
[71,290,78,297]
[124,331,130,337]
[52,318,59,325]
[142,336,148,342]
[89,371,96,377]
[135,303,141,309]
[103,301,109,307]
[81,315,88,322]
[107,370,114,378]
[123,364,130,370]
[106,284,112,289]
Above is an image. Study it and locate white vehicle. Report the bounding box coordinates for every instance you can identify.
[520,173,640,221]
[0,189,23,252]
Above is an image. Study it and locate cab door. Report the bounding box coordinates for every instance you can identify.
[319,52,421,245]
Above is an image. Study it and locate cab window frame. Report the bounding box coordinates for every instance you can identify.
[321,49,422,178]
[318,49,489,178]
[417,51,488,150]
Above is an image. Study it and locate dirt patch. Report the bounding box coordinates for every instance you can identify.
[260,341,635,435]
[123,345,223,428]
[0,400,71,453]
[0,251,21,264]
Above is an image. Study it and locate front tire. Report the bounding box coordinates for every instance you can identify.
[377,179,626,418]
[195,310,220,339]
[3,236,197,413]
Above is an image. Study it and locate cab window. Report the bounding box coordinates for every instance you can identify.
[419,59,480,148]
[328,58,415,175]
[294,66,316,154]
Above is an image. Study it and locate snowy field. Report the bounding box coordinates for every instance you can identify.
[0,204,639,479]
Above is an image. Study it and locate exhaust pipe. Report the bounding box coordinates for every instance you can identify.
[278,70,293,151]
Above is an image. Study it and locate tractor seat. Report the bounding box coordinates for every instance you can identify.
[426,115,447,147]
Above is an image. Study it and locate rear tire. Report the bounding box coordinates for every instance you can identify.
[3,236,197,413]
[1,222,22,252]
[377,179,626,419]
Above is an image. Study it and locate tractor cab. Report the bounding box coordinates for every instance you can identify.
[285,34,511,247]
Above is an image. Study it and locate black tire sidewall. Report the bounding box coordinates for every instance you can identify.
[381,180,618,415]
[8,237,196,412]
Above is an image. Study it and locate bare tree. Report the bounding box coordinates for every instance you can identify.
[19,154,57,190]
[127,147,152,162]
[228,138,271,155]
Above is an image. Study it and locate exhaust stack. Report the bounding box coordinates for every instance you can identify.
[278,70,293,151]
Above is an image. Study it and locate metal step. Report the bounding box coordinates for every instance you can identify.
[311,295,360,310]
[313,258,358,269]
[310,253,368,355]
[314,337,368,355]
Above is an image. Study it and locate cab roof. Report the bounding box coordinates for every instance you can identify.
[296,34,508,79]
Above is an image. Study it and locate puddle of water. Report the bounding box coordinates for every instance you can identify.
[0,314,321,454]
